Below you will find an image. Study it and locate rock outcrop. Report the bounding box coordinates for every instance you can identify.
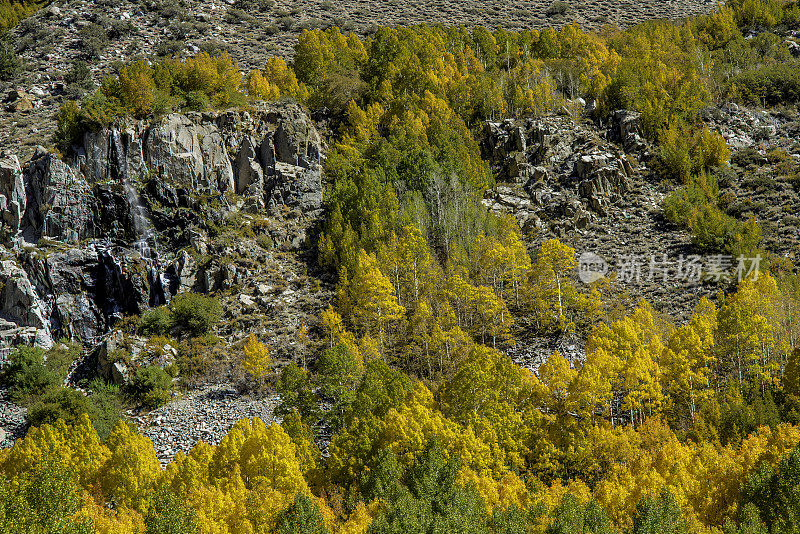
[95,330,177,387]
[0,102,326,351]
[0,259,51,348]
[0,155,25,241]
[480,112,644,232]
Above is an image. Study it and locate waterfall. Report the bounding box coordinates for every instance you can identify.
[112,129,167,306]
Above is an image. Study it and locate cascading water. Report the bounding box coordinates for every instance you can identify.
[112,129,167,306]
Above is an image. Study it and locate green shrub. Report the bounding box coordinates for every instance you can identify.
[688,203,741,252]
[663,171,761,256]
[731,146,764,169]
[184,90,211,111]
[149,0,188,19]
[86,378,124,441]
[224,7,253,23]
[659,125,693,181]
[54,101,85,154]
[78,23,109,58]
[277,15,294,30]
[64,61,94,99]
[0,0,46,32]
[27,388,90,427]
[659,125,730,181]
[0,37,21,81]
[256,233,274,250]
[733,59,800,105]
[130,365,173,408]
[663,172,718,225]
[177,336,217,380]
[170,292,222,337]
[156,39,185,57]
[140,306,173,336]
[546,0,569,16]
[2,346,60,403]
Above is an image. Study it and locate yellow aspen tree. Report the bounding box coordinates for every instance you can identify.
[717,274,783,387]
[535,239,576,322]
[572,347,621,421]
[118,60,155,117]
[539,351,578,416]
[99,421,161,512]
[247,69,277,101]
[581,301,668,426]
[321,304,345,348]
[470,285,513,347]
[347,249,406,349]
[409,298,436,377]
[663,298,717,425]
[242,333,271,381]
[0,413,110,489]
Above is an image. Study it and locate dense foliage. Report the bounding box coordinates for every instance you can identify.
[0,0,46,32]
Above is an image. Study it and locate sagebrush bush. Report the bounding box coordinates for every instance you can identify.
[130,365,172,408]
[170,292,222,337]
[546,0,569,16]
[78,23,109,58]
[0,37,21,80]
[139,307,172,337]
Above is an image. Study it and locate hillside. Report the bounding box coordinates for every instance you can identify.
[0,0,721,160]
[2,0,800,533]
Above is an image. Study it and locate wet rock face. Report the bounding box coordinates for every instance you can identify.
[24,153,97,244]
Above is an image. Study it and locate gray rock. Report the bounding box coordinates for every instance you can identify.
[267,162,323,214]
[0,155,25,236]
[95,330,129,386]
[24,153,96,243]
[0,259,52,349]
[272,106,321,169]
[144,114,234,193]
[234,136,265,198]
[173,250,197,294]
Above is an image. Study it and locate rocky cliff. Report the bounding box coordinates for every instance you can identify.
[0,102,327,354]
